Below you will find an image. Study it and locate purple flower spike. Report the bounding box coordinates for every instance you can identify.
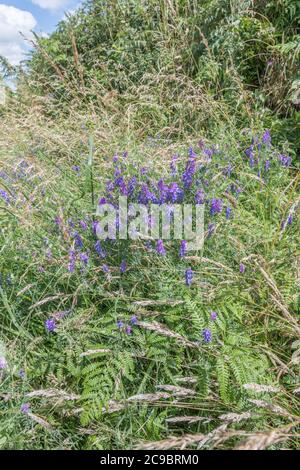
[279,154,292,167]
[182,158,196,189]
[95,241,106,258]
[170,155,177,176]
[117,320,124,329]
[21,403,30,414]
[239,263,246,274]
[168,182,184,203]
[120,260,127,273]
[195,189,205,204]
[185,268,193,287]
[80,252,89,265]
[262,129,271,146]
[211,198,223,215]
[130,315,138,325]
[210,311,217,321]
[102,264,109,273]
[203,329,212,343]
[80,220,88,230]
[45,318,56,333]
[156,239,166,256]
[179,240,187,258]
[0,189,10,204]
[225,207,232,220]
[68,250,76,272]
[126,326,132,335]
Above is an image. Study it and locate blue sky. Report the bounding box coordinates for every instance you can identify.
[0,1,82,65]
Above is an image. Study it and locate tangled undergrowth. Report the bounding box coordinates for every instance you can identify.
[0,120,299,449]
[0,0,300,451]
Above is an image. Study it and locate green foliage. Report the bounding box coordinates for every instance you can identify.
[0,0,299,452]
[10,0,296,145]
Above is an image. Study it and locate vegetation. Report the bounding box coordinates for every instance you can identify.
[0,0,299,450]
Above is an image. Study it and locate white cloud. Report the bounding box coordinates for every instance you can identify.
[31,0,70,10]
[0,4,36,65]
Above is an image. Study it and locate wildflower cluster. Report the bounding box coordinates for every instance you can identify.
[4,130,295,348]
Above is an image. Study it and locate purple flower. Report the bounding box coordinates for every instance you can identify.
[45,318,56,332]
[225,206,232,219]
[117,320,124,329]
[265,160,271,171]
[80,252,89,265]
[239,263,246,274]
[138,184,156,204]
[182,158,196,189]
[210,311,217,321]
[287,214,293,225]
[211,198,223,215]
[170,155,177,176]
[106,180,114,192]
[156,239,166,256]
[179,240,187,258]
[195,189,205,204]
[80,220,88,230]
[262,129,271,146]
[21,403,30,414]
[157,179,169,204]
[92,221,99,235]
[19,369,26,379]
[126,326,132,335]
[188,146,197,159]
[130,315,138,325]
[245,145,254,159]
[72,165,80,173]
[119,180,128,195]
[279,154,292,167]
[99,197,107,205]
[95,241,106,258]
[185,267,193,287]
[245,146,256,167]
[0,356,7,370]
[72,231,83,248]
[203,328,212,343]
[0,189,10,204]
[102,264,109,273]
[127,177,137,196]
[114,169,121,182]
[204,148,213,160]
[120,260,127,273]
[68,250,76,272]
[168,182,184,203]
